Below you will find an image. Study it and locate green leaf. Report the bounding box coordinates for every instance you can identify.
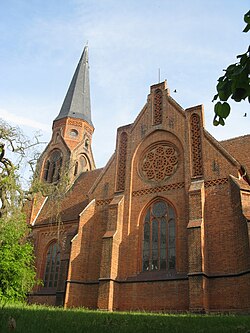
[217,80,232,101]
[213,114,225,126]
[226,64,237,72]
[243,11,250,32]
[214,102,230,119]
[219,117,225,126]
[231,64,245,76]
[231,68,249,94]
[212,94,219,102]
[237,53,245,59]
[232,88,248,102]
[220,102,230,118]
[240,54,248,65]
[214,101,222,116]
[244,10,250,24]
[217,76,225,82]
[243,24,250,33]
[213,119,220,126]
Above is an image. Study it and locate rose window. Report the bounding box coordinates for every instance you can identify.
[140,143,179,182]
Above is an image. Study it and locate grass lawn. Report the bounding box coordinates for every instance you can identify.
[0,303,250,333]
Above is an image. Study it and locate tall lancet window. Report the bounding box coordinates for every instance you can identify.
[142,199,176,272]
[44,242,60,288]
[43,150,63,183]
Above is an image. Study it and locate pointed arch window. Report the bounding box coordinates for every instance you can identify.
[142,200,176,272]
[43,150,63,183]
[79,154,90,172]
[44,242,60,288]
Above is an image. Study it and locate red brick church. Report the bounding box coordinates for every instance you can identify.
[28,46,250,312]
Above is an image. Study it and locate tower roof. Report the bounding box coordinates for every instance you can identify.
[54,46,93,127]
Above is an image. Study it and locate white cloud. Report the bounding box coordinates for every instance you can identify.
[0,108,50,132]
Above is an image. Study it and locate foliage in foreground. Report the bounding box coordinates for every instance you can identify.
[0,119,73,304]
[0,214,36,304]
[213,10,250,126]
[0,304,250,333]
[0,120,43,303]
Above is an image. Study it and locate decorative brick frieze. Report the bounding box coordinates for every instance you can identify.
[153,89,163,125]
[68,119,83,127]
[96,199,113,206]
[116,132,128,192]
[190,113,203,177]
[204,178,228,188]
[132,178,229,197]
[132,182,185,197]
[41,230,66,238]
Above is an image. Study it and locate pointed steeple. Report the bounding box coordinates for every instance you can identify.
[54,46,93,127]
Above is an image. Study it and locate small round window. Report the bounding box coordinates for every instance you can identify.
[70,129,78,138]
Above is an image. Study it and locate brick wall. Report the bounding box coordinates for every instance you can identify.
[118,280,189,311]
[28,294,56,306]
[65,283,98,308]
[209,274,250,312]
[220,135,250,173]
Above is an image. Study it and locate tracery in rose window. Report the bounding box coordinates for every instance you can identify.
[139,143,179,183]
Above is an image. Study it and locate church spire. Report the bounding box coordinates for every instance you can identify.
[54,46,93,127]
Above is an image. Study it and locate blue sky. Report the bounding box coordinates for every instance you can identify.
[0,0,249,169]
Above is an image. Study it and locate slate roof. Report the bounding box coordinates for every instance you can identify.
[54,46,93,127]
[34,168,102,226]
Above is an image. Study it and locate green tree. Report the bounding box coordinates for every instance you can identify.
[213,10,250,126]
[0,120,42,303]
[0,213,36,303]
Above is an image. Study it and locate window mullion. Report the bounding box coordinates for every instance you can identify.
[149,212,152,271]
[166,218,168,270]
[48,247,52,286]
[157,217,160,271]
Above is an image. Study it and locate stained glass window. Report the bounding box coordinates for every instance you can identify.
[142,222,150,271]
[142,200,176,272]
[160,218,167,269]
[44,242,60,288]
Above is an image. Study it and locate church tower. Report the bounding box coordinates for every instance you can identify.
[40,46,95,184]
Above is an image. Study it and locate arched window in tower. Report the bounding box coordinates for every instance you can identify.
[79,154,90,172]
[43,242,60,288]
[43,150,63,183]
[142,199,176,272]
